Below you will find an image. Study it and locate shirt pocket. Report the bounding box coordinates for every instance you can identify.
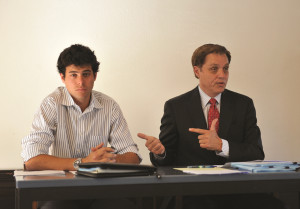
[87,135,109,149]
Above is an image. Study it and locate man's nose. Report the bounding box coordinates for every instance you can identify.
[217,69,226,78]
[77,75,84,85]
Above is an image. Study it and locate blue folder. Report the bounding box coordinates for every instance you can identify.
[230,161,299,173]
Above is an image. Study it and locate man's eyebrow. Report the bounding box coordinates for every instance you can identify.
[68,71,79,74]
[82,70,92,73]
[208,63,219,66]
[208,63,229,67]
[68,69,92,74]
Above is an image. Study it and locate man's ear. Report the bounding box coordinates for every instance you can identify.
[60,73,65,83]
[193,66,200,79]
[94,72,97,81]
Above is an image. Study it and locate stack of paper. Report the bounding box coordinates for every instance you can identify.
[14,170,65,176]
[175,167,245,175]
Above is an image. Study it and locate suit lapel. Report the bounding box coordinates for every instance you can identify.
[219,89,234,139]
[187,87,207,129]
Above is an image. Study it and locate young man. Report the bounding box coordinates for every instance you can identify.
[21,44,141,208]
[22,44,140,171]
[138,44,285,209]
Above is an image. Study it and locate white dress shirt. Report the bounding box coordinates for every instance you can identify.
[198,86,229,158]
[21,87,141,162]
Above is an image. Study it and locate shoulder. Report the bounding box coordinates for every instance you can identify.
[166,87,199,105]
[92,90,117,103]
[92,90,120,108]
[34,87,67,116]
[222,89,253,104]
[41,87,66,106]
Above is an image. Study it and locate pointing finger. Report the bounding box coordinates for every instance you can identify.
[189,128,207,134]
[137,133,149,140]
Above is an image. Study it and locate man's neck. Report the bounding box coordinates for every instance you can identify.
[198,85,222,98]
[73,95,91,112]
[198,86,222,108]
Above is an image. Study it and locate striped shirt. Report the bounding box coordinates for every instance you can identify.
[21,87,141,162]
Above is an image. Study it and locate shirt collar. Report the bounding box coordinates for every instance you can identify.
[61,87,75,107]
[89,91,102,109]
[60,87,102,110]
[197,86,221,108]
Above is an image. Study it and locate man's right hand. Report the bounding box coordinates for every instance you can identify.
[83,142,116,163]
[137,133,165,155]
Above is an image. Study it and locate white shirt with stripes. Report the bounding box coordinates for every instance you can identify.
[21,87,141,162]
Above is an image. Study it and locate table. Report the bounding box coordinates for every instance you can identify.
[15,167,300,209]
[0,170,15,209]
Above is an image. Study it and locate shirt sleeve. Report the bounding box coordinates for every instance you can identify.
[108,102,142,162]
[153,151,167,160]
[21,97,57,162]
[216,139,229,158]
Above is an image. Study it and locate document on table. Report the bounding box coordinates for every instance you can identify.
[175,167,246,175]
[14,170,65,176]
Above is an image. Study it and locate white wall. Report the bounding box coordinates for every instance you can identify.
[0,0,299,169]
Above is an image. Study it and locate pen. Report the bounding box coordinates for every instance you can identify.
[187,165,216,168]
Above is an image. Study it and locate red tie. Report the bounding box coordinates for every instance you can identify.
[208,98,219,132]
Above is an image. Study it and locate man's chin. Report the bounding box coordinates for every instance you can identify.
[215,87,226,94]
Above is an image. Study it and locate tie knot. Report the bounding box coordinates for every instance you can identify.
[209,98,217,105]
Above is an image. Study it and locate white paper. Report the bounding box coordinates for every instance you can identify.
[175,167,246,175]
[14,170,65,176]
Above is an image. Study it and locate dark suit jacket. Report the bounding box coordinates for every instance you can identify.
[150,87,264,166]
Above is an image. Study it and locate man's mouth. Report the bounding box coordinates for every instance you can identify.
[76,88,86,91]
[216,82,225,85]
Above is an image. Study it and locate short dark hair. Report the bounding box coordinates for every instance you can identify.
[57,44,100,76]
[191,43,231,68]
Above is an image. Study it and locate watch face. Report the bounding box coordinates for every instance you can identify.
[73,158,81,169]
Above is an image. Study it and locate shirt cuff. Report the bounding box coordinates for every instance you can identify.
[216,139,229,158]
[153,151,166,160]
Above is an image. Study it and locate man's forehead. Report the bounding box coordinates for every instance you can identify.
[204,53,229,65]
[66,64,93,72]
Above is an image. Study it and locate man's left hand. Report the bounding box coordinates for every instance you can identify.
[189,119,222,151]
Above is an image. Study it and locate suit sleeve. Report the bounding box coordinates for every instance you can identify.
[150,101,178,166]
[227,99,265,162]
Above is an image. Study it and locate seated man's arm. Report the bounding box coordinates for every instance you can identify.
[22,97,63,171]
[109,102,142,164]
[227,98,264,162]
[25,150,139,171]
[116,152,140,164]
[189,98,264,162]
[25,144,118,171]
[25,155,76,171]
[137,133,166,158]
[145,100,178,166]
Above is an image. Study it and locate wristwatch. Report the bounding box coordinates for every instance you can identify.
[73,158,82,170]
